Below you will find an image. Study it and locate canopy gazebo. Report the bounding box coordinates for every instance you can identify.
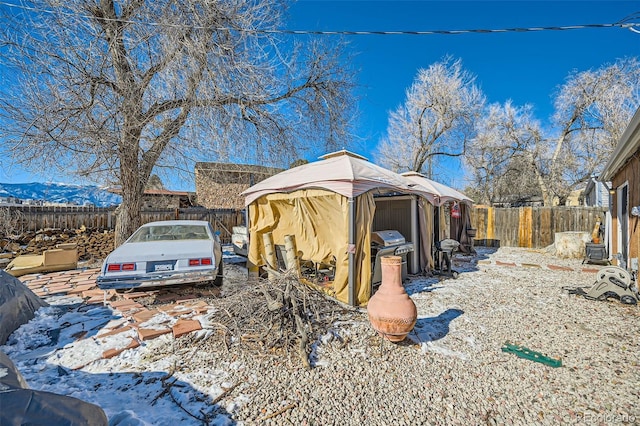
[243,151,439,306]
[242,151,473,306]
[402,171,475,259]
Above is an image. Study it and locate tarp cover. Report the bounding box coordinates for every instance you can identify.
[0,271,48,345]
[242,150,435,206]
[0,272,108,425]
[0,351,108,426]
[402,172,473,206]
[1,388,108,426]
[248,189,374,305]
[418,198,435,272]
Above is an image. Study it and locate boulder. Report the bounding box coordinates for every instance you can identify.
[553,231,590,259]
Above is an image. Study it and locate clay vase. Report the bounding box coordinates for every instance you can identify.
[367,255,417,342]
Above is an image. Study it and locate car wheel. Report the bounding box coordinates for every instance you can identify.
[213,260,224,287]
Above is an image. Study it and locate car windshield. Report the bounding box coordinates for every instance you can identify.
[128,224,210,242]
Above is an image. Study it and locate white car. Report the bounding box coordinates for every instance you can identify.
[97,220,223,290]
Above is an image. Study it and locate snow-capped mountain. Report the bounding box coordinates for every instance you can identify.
[0,182,121,207]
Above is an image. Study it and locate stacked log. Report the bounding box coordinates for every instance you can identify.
[1,228,115,262]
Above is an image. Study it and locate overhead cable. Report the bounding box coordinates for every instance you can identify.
[0,1,638,36]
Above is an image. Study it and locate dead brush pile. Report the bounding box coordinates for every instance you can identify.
[201,271,361,368]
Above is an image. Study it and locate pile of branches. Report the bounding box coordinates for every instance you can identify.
[204,270,358,368]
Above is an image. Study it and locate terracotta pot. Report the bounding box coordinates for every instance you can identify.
[367,255,417,342]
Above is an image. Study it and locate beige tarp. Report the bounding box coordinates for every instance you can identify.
[248,189,374,306]
[402,172,473,206]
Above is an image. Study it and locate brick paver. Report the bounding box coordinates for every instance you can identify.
[172,319,202,338]
[17,267,214,359]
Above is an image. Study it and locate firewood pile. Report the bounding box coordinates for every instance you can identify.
[0,227,115,263]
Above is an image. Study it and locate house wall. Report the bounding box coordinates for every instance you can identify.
[583,179,610,208]
[141,194,184,210]
[609,147,640,268]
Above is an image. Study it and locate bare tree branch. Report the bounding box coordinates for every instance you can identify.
[376,56,485,178]
[465,58,639,206]
[0,0,357,244]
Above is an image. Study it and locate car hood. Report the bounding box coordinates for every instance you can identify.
[105,240,215,263]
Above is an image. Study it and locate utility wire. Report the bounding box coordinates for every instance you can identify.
[0,1,639,36]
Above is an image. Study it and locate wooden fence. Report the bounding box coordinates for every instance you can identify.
[3,204,608,248]
[1,205,245,244]
[470,206,608,248]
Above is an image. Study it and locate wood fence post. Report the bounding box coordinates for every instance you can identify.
[262,232,278,281]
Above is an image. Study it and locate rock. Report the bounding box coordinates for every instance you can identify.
[553,231,590,259]
[2,228,114,263]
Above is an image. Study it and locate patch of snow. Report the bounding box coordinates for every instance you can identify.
[421,341,468,360]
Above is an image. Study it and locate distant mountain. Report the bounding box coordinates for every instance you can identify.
[0,182,122,207]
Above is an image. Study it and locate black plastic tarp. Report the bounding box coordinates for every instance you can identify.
[0,272,108,425]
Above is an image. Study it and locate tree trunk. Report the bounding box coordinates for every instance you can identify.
[114,191,143,247]
[114,146,145,247]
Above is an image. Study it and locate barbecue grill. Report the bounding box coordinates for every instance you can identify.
[371,230,414,285]
[583,242,609,265]
[434,238,460,278]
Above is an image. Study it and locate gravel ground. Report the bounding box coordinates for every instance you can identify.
[132,247,640,425]
[9,246,636,425]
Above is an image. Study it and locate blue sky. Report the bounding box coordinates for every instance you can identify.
[288,0,640,187]
[1,0,639,190]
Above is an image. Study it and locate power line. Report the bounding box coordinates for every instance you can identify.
[0,1,638,36]
[256,23,636,36]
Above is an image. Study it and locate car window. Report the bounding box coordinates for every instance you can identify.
[175,225,210,240]
[128,224,210,242]
[128,227,152,242]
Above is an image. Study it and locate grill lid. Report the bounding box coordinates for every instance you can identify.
[372,230,406,246]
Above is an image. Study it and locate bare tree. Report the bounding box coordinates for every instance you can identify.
[0,0,356,245]
[0,207,24,239]
[376,56,485,177]
[464,57,640,206]
[538,57,640,205]
[465,102,541,205]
